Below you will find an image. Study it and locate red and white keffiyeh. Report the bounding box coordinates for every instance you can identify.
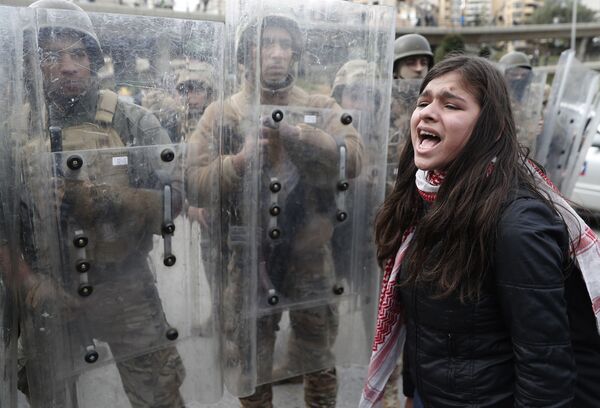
[359,163,600,407]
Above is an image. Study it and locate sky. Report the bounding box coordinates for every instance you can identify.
[579,0,600,12]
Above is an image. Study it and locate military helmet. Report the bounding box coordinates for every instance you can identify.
[175,61,215,101]
[175,62,214,89]
[393,34,433,71]
[331,60,379,101]
[237,14,303,65]
[29,0,104,71]
[499,51,531,70]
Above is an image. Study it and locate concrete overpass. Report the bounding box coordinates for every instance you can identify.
[2,0,600,47]
[398,23,600,46]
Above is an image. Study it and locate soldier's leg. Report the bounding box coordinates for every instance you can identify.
[289,305,339,408]
[304,367,337,408]
[115,346,186,408]
[102,279,186,408]
[238,313,280,408]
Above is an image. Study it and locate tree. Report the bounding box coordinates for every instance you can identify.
[434,34,466,62]
[527,0,597,24]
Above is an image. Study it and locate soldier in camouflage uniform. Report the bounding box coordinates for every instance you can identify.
[142,61,215,143]
[499,51,542,154]
[173,62,215,140]
[186,14,363,408]
[18,1,186,406]
[388,34,433,195]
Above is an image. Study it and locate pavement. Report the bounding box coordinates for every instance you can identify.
[17,215,405,407]
[18,365,405,407]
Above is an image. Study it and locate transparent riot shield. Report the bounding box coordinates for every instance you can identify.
[0,6,31,408]
[19,6,223,407]
[221,0,394,396]
[534,50,600,193]
[506,69,547,156]
[388,78,421,193]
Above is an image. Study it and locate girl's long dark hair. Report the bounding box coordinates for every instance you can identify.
[374,55,555,300]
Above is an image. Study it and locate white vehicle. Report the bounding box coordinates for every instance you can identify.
[570,126,600,216]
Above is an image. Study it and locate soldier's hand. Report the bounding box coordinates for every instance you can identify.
[231,133,268,175]
[62,179,108,221]
[187,206,209,228]
[261,115,300,140]
[24,274,81,317]
[279,124,337,165]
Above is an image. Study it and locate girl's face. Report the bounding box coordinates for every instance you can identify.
[410,71,481,171]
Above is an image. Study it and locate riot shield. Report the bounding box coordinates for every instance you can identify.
[534,50,600,194]
[505,68,547,156]
[0,6,32,408]
[388,78,421,194]
[19,6,224,407]
[220,0,394,396]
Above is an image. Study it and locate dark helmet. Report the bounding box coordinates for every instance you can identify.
[29,0,104,71]
[237,14,303,66]
[393,33,433,72]
[499,51,531,70]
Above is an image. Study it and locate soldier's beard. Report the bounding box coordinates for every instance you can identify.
[45,77,96,109]
[261,73,294,91]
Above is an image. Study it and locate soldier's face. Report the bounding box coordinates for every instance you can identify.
[410,71,480,171]
[260,26,293,86]
[39,34,92,100]
[397,56,430,80]
[177,81,209,114]
[505,66,530,82]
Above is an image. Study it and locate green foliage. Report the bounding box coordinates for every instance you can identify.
[434,34,466,63]
[527,0,597,24]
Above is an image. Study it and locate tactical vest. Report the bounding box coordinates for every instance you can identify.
[25,90,144,266]
[61,90,124,152]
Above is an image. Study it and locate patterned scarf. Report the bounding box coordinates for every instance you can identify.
[359,162,600,407]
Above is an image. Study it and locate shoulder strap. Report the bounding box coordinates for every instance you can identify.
[95,89,119,125]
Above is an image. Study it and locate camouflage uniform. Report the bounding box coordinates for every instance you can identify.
[186,15,363,404]
[499,51,546,155]
[18,2,186,405]
[20,86,186,408]
[387,34,431,195]
[329,59,382,357]
[387,79,421,195]
[187,77,361,406]
[141,90,183,142]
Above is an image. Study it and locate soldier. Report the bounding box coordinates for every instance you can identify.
[18,1,187,406]
[499,51,532,103]
[392,33,433,81]
[329,57,382,384]
[142,61,215,143]
[186,14,363,408]
[388,34,433,195]
[173,62,215,140]
[499,51,545,154]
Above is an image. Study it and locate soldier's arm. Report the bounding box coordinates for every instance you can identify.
[186,101,243,208]
[279,97,364,184]
[103,104,182,232]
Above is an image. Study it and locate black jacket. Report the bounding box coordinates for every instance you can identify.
[400,192,600,407]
